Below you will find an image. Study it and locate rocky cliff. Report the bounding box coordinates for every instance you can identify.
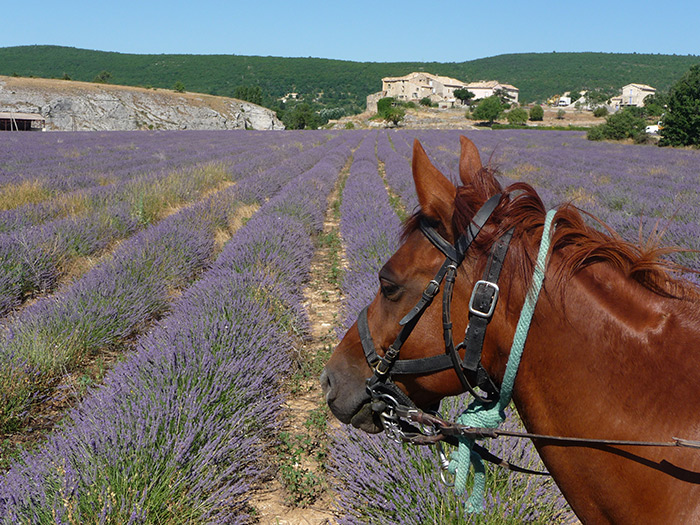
[0,76,283,131]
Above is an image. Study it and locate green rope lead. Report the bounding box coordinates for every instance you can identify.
[450,208,557,513]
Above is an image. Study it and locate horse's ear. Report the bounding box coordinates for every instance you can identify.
[459,135,483,185]
[412,139,455,228]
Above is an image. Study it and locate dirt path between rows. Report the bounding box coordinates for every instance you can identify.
[249,159,350,524]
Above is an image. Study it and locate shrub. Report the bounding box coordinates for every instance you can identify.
[234,85,263,105]
[529,105,544,121]
[586,108,646,141]
[587,125,606,141]
[376,97,405,126]
[419,97,434,107]
[376,97,395,115]
[92,70,112,84]
[282,103,322,130]
[602,109,646,140]
[593,106,609,118]
[507,107,529,126]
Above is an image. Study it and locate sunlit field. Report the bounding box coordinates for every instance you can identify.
[1,129,698,523]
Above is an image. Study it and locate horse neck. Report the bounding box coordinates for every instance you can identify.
[500,258,700,437]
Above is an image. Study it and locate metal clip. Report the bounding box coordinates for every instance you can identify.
[436,441,455,487]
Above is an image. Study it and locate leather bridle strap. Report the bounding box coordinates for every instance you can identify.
[420,194,501,266]
[361,194,503,397]
[462,227,515,373]
[359,305,455,375]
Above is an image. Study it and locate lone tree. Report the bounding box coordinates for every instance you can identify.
[659,64,700,147]
[454,88,475,106]
[472,96,504,125]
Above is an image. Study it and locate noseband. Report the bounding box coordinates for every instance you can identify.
[358,194,515,435]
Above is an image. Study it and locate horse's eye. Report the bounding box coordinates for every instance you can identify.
[380,278,402,301]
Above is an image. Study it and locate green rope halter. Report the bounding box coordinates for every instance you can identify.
[449,208,557,513]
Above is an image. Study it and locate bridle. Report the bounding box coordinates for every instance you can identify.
[358,193,512,440]
[355,195,700,469]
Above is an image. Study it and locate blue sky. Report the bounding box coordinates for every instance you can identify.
[3,0,698,62]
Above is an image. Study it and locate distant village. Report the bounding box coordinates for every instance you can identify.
[367,71,655,113]
[1,70,658,132]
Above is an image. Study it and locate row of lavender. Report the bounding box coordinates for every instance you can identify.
[0,131,285,232]
[329,130,583,522]
[0,132,361,522]
[0,130,299,193]
[0,164,231,316]
[0,130,342,434]
[0,131,329,318]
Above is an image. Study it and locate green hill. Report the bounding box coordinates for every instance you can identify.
[1,45,698,116]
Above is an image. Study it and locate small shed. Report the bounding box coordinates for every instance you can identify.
[0,112,46,131]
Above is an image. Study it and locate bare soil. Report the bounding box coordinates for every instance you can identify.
[248,160,349,524]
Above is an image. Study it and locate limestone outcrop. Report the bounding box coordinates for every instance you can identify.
[0,76,284,131]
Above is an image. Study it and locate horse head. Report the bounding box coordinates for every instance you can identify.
[321,135,700,522]
[321,136,520,433]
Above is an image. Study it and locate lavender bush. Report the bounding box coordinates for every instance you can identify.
[0,130,354,522]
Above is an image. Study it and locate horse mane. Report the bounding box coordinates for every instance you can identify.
[403,165,699,300]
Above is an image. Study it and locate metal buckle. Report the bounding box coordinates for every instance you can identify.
[424,279,440,298]
[468,280,500,318]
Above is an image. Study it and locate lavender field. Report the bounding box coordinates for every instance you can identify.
[0,129,698,523]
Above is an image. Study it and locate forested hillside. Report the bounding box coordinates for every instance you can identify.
[1,45,698,116]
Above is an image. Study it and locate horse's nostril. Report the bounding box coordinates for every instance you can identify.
[320,368,332,399]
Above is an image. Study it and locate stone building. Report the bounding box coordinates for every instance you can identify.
[610,83,656,109]
[464,80,519,104]
[367,72,519,112]
[381,72,469,106]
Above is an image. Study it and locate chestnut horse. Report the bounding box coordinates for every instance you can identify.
[321,136,700,523]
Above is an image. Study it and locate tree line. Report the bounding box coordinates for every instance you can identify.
[2,46,699,129]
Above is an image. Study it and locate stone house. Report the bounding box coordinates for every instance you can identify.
[367,72,520,112]
[464,80,519,104]
[610,83,656,109]
[381,72,470,107]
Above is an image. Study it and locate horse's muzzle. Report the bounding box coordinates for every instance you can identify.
[320,367,383,433]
